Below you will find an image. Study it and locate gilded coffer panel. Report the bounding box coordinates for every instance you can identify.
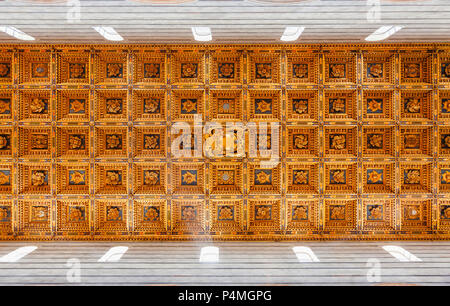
[1,44,450,240]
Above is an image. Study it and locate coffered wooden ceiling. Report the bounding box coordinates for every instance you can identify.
[1,43,450,240]
[0,0,449,43]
